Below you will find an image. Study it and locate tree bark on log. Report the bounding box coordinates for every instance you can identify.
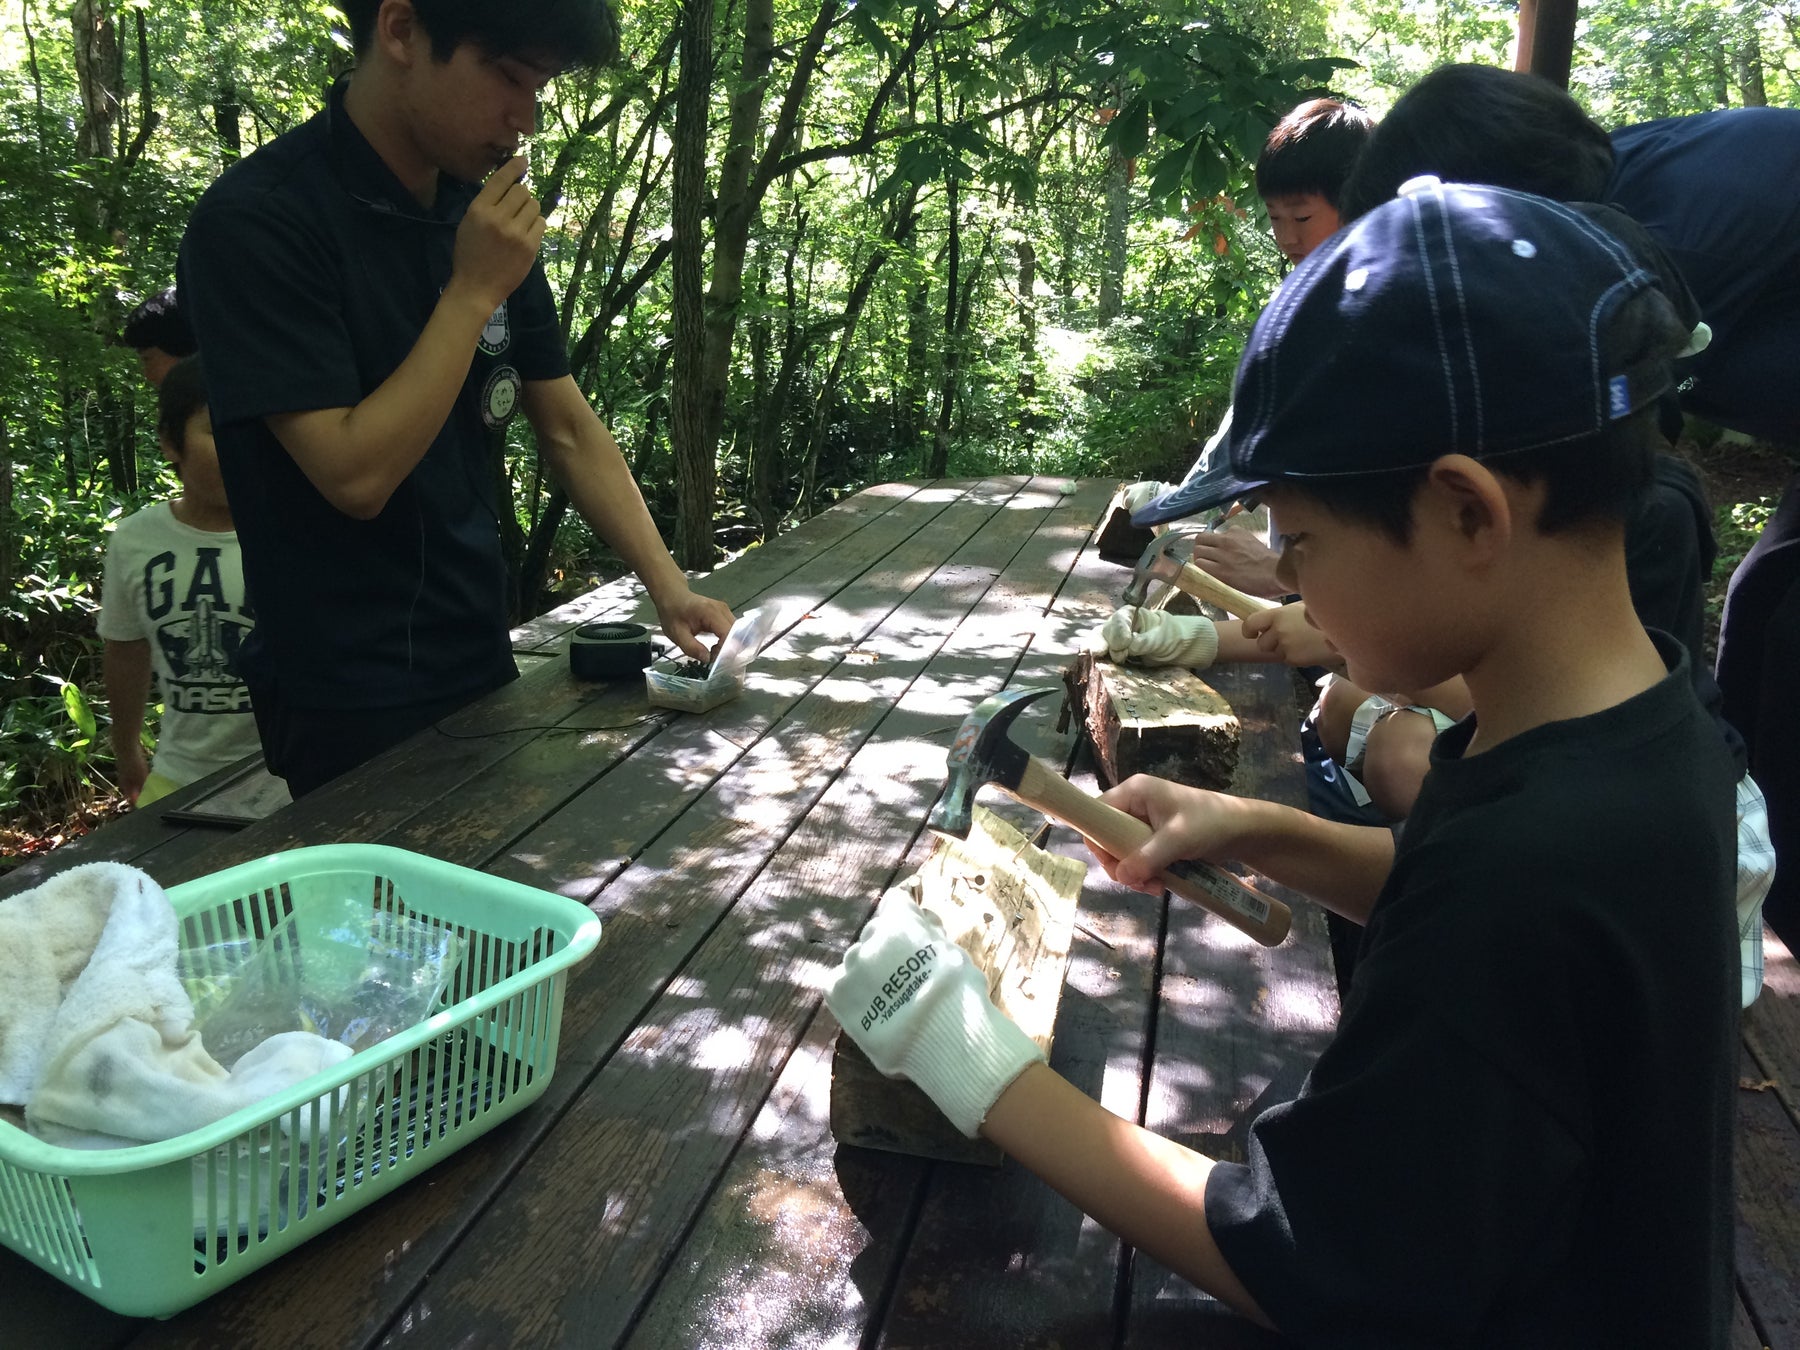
[1065,650,1240,792]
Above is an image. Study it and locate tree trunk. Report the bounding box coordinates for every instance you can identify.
[1016,237,1038,451]
[1736,30,1767,106]
[900,279,930,451]
[1710,45,1731,106]
[668,0,716,570]
[799,242,894,515]
[0,408,13,624]
[928,172,962,479]
[682,0,844,566]
[1097,138,1129,324]
[214,79,242,160]
[72,0,120,161]
[749,206,808,536]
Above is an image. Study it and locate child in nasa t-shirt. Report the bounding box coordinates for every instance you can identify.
[100,355,260,805]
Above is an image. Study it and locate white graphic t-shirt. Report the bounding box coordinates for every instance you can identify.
[98,502,260,786]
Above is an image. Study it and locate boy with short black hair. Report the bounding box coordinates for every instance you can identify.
[100,355,260,805]
[831,180,1739,1346]
[1133,97,1373,597]
[120,286,198,388]
[1254,96,1373,268]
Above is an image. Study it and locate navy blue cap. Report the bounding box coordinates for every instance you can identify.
[1133,177,1687,527]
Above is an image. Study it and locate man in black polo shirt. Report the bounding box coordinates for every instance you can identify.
[178,0,733,796]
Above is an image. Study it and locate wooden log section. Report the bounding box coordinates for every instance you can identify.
[831,805,1086,1165]
[1095,485,1157,566]
[1065,649,1239,792]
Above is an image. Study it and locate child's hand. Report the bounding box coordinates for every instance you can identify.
[826,887,1044,1137]
[113,741,149,805]
[1240,603,1343,670]
[1092,775,1258,894]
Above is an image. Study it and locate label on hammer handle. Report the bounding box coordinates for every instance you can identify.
[1167,859,1272,925]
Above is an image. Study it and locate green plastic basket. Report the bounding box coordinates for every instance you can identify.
[0,844,601,1318]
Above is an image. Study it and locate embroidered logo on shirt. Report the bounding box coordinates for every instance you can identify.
[482,365,522,429]
[479,302,512,356]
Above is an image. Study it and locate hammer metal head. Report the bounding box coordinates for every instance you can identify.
[927,685,1057,840]
[1121,531,1192,608]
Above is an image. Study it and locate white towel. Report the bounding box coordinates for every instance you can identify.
[0,862,351,1148]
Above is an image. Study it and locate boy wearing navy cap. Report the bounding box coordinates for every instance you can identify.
[828,179,1738,1346]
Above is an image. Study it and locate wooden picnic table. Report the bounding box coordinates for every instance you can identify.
[3,476,1796,1349]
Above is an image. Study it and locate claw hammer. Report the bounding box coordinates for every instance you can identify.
[1123,532,1279,619]
[927,686,1292,946]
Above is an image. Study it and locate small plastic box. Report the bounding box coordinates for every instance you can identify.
[0,844,601,1317]
[644,605,780,713]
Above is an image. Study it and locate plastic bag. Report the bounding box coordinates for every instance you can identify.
[189,895,464,1069]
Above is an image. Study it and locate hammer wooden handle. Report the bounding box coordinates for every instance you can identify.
[1010,757,1292,947]
[1174,563,1279,619]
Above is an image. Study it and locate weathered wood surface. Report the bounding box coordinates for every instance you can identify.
[1740,929,1800,1349]
[1067,648,1240,791]
[6,475,1787,1349]
[829,805,1087,1166]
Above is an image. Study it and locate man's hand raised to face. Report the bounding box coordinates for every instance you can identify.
[450,156,545,315]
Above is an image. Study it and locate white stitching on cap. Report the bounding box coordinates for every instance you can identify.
[1410,185,1458,448]
[1438,194,1483,452]
[1535,192,1650,430]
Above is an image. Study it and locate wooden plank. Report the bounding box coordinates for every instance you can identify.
[829,806,1087,1166]
[0,767,218,899]
[123,482,984,891]
[381,481,983,871]
[870,804,1166,1350]
[112,479,1052,1350]
[626,480,1134,1350]
[1740,928,1800,1349]
[1734,1298,1769,1350]
[617,835,945,1350]
[1068,649,1240,792]
[357,480,1104,1345]
[1125,659,1338,1346]
[0,483,1006,1350]
[482,480,1033,902]
[863,482,1160,1348]
[1744,927,1800,1128]
[506,480,933,652]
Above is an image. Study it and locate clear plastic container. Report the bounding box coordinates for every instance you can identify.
[644,605,781,713]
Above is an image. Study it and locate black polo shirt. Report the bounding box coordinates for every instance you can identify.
[178,77,568,711]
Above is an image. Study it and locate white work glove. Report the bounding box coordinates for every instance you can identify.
[1090,606,1220,668]
[826,889,1044,1138]
[1121,480,1173,513]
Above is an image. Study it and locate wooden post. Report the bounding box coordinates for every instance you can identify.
[830,805,1086,1165]
[1515,0,1579,90]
